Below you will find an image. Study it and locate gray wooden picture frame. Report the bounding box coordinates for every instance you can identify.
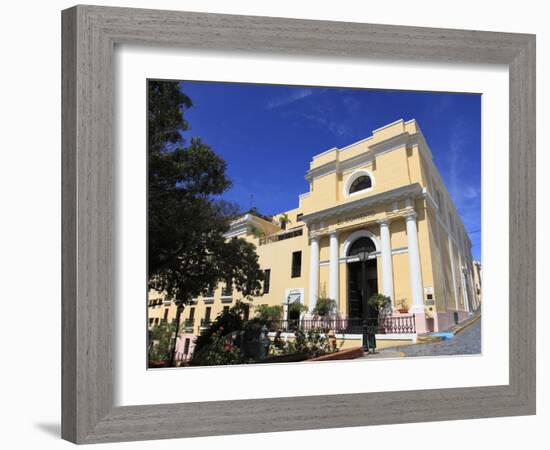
[61,4,536,444]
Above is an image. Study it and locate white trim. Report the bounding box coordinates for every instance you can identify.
[343,168,375,198]
[311,146,338,160]
[342,228,380,255]
[372,118,405,134]
[338,135,374,154]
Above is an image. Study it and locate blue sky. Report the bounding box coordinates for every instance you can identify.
[177,81,481,260]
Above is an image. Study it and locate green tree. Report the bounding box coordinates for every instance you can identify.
[147,81,264,365]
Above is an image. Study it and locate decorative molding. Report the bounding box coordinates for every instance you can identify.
[224,213,276,238]
[403,209,417,221]
[301,183,423,224]
[339,149,375,173]
[319,246,409,266]
[369,131,417,155]
[342,228,380,255]
[305,160,338,181]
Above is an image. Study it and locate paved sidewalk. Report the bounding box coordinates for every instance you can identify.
[355,350,405,360]
[381,318,481,358]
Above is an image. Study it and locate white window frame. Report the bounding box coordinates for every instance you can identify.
[343,168,375,198]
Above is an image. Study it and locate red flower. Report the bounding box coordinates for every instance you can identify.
[219,326,224,332]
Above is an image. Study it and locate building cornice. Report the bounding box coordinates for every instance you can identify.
[223,213,277,239]
[300,182,423,224]
[305,131,421,182]
[305,159,337,181]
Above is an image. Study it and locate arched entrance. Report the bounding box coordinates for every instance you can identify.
[347,236,378,319]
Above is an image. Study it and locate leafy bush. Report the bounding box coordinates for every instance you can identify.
[368,293,392,319]
[288,301,308,317]
[312,297,337,317]
[192,302,248,358]
[280,328,333,359]
[191,329,243,366]
[254,304,283,326]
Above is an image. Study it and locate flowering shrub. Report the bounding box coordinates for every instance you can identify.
[191,330,243,366]
[281,328,334,359]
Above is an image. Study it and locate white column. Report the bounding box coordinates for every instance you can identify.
[378,219,394,302]
[329,232,339,306]
[458,252,470,313]
[404,211,424,313]
[308,236,320,313]
[448,237,459,311]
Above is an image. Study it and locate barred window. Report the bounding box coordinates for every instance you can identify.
[263,269,271,294]
[291,251,302,278]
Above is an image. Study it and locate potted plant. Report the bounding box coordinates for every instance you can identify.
[278,213,290,230]
[312,297,337,318]
[396,297,409,314]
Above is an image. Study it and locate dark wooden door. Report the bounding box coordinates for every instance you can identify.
[348,260,378,319]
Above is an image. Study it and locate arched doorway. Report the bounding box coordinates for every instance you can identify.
[347,236,378,319]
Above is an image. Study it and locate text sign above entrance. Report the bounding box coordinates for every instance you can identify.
[336,211,376,226]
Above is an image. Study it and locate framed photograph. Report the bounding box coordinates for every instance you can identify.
[62,5,535,444]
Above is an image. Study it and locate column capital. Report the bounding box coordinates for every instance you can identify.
[403,210,417,221]
[329,229,340,237]
[309,235,319,244]
[377,218,391,227]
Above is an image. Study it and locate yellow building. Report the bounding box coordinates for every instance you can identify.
[148,118,479,360]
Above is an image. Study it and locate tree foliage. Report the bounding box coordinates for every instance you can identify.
[147,80,263,304]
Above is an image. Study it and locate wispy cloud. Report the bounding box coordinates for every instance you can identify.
[266,88,315,110]
[299,112,353,137]
[441,117,481,257]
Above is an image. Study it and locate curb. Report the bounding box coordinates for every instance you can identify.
[452,314,481,335]
[309,346,365,361]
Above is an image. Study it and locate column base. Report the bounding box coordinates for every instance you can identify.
[413,312,429,334]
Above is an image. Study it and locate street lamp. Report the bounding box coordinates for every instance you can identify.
[356,249,370,318]
[356,249,373,352]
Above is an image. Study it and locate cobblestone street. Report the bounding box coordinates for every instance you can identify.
[384,318,481,357]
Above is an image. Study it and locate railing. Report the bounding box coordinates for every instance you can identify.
[200,319,212,328]
[183,319,195,329]
[263,316,415,334]
[259,228,303,246]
